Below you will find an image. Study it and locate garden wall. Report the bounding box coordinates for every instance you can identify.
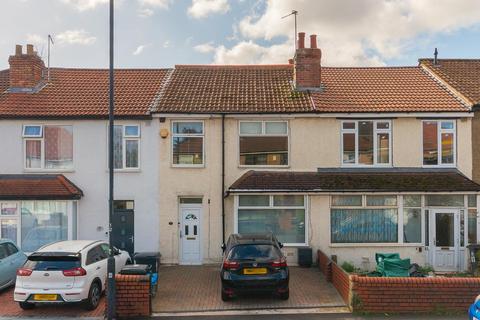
[107,274,151,318]
[317,249,350,305]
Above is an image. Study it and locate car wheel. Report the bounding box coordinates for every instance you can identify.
[19,302,35,310]
[84,281,101,311]
[279,289,289,300]
[221,289,231,302]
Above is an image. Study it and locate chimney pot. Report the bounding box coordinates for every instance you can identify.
[298,32,305,49]
[26,44,34,55]
[310,34,317,49]
[15,45,22,56]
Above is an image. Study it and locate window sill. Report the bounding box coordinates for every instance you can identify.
[330,243,424,248]
[340,164,393,168]
[112,169,141,173]
[422,164,456,168]
[238,165,290,169]
[171,165,205,168]
[24,169,75,173]
[283,243,309,248]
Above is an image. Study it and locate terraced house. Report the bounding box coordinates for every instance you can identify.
[0,33,479,272]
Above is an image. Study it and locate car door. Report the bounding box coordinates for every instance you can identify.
[85,245,108,290]
[0,244,11,288]
[5,242,26,278]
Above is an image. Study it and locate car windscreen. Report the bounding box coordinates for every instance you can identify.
[228,244,281,261]
[25,253,81,271]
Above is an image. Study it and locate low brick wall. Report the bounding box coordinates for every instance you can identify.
[317,250,350,305]
[351,275,480,312]
[110,274,151,318]
[317,249,332,281]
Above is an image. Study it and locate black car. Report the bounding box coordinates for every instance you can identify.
[220,233,289,301]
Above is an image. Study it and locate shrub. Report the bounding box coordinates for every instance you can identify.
[341,261,355,273]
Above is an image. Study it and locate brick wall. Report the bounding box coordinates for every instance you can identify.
[332,261,351,304]
[109,274,151,318]
[351,275,480,312]
[317,249,332,281]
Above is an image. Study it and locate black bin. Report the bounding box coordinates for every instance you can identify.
[120,264,151,275]
[134,252,161,273]
[298,247,313,268]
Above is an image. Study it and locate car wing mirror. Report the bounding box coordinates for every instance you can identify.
[221,244,226,252]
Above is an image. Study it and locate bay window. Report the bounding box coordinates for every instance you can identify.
[236,194,306,245]
[341,120,391,166]
[423,120,456,166]
[113,125,140,169]
[172,121,204,166]
[23,125,73,170]
[239,121,288,166]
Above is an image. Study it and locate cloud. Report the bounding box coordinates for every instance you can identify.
[137,0,171,16]
[133,44,147,55]
[26,34,45,45]
[188,0,229,19]
[215,0,480,66]
[194,42,216,53]
[138,7,154,17]
[56,30,96,46]
[163,41,171,48]
[60,0,108,11]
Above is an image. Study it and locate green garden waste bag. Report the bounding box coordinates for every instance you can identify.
[375,253,410,277]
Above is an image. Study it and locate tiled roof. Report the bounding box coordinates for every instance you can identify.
[420,59,480,106]
[0,174,83,200]
[229,169,480,192]
[0,68,171,118]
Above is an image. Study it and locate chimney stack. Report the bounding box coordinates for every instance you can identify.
[8,44,45,92]
[293,32,322,91]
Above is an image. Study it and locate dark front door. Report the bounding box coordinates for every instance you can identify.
[112,208,134,257]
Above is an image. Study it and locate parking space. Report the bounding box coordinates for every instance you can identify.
[0,288,104,317]
[153,265,347,313]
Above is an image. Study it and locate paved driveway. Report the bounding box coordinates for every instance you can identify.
[0,287,104,317]
[153,265,347,313]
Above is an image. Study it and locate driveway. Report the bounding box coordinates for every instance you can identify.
[0,287,104,317]
[153,265,347,313]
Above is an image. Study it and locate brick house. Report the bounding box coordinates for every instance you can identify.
[0,33,479,272]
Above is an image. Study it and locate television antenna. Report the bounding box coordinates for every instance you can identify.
[47,35,54,81]
[281,10,298,51]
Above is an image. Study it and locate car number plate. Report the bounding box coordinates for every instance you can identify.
[33,294,58,301]
[243,268,267,275]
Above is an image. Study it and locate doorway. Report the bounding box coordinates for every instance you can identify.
[112,200,135,258]
[429,209,460,271]
[179,198,202,265]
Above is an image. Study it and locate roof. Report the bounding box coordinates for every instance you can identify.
[229,169,480,193]
[0,68,171,118]
[420,59,480,106]
[0,174,83,200]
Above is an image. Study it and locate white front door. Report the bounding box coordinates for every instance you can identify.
[180,205,202,265]
[429,209,460,271]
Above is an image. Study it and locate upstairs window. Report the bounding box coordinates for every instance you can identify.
[172,121,204,166]
[23,125,73,170]
[341,120,391,166]
[113,125,140,169]
[423,120,455,166]
[239,121,288,166]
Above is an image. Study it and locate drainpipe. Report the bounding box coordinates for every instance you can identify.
[221,114,226,244]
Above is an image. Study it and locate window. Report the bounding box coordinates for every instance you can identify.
[113,125,140,169]
[403,195,422,243]
[237,195,306,245]
[113,200,134,210]
[172,121,204,166]
[425,194,464,207]
[239,121,288,166]
[341,120,391,166]
[331,195,362,207]
[468,195,477,245]
[23,125,73,170]
[423,120,456,166]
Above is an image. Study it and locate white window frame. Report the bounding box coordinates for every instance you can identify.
[422,120,456,168]
[171,120,205,168]
[340,120,392,167]
[23,124,73,171]
[112,124,141,171]
[238,120,290,168]
[234,194,308,247]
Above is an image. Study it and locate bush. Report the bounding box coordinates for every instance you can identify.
[341,261,355,273]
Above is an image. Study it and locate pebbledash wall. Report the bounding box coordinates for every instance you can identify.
[0,119,160,253]
[156,115,474,266]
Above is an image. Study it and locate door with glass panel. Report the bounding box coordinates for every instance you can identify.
[430,209,459,271]
[180,204,202,265]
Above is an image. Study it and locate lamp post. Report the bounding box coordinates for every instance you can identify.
[106,0,116,319]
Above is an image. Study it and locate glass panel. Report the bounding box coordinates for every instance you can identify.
[1,219,17,244]
[21,201,68,252]
[358,121,373,165]
[240,122,262,135]
[426,195,464,207]
[404,195,421,207]
[273,195,304,207]
[238,209,305,244]
[173,137,203,165]
[238,195,269,207]
[441,121,454,130]
[173,122,203,134]
[376,122,390,130]
[331,209,398,243]
[423,121,438,165]
[469,195,477,208]
[44,126,73,170]
[265,122,287,134]
[23,125,42,137]
[461,210,465,247]
[25,140,41,168]
[469,209,477,244]
[366,195,397,206]
[113,125,123,169]
[1,203,18,215]
[435,212,454,247]
[239,136,288,166]
[342,133,355,164]
[376,132,389,164]
[179,198,202,204]
[113,200,135,210]
[404,208,422,243]
[441,132,454,164]
[124,125,139,137]
[125,140,139,168]
[331,195,362,207]
[342,122,355,130]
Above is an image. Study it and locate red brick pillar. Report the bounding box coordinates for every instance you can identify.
[107,274,151,318]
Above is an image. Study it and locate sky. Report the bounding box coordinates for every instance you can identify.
[1,0,480,70]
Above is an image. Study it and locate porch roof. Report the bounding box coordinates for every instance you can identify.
[0,174,83,200]
[228,169,480,193]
